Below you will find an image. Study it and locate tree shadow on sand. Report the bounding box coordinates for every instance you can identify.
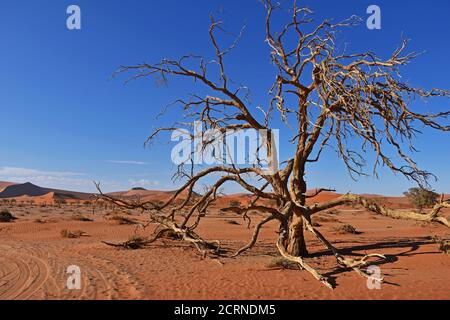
[309,236,441,288]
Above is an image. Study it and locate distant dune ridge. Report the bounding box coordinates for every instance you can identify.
[0,182,48,198]
[0,181,200,204]
[108,188,201,203]
[0,180,447,207]
[0,181,16,192]
[0,181,93,203]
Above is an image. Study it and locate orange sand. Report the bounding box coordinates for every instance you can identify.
[0,198,449,300]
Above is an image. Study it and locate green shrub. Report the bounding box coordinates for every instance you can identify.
[404,187,439,212]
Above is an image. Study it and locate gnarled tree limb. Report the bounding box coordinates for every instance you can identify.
[310,194,450,227]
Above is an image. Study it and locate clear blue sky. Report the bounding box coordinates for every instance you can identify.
[0,0,449,195]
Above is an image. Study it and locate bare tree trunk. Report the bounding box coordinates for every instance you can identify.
[286,214,307,256]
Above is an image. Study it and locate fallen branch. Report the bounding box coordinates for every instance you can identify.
[303,219,386,280]
[277,230,334,289]
[310,194,450,228]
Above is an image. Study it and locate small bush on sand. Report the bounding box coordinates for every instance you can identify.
[325,209,340,215]
[404,187,439,213]
[314,215,339,223]
[102,234,151,250]
[71,214,93,222]
[266,257,301,270]
[128,234,145,241]
[113,234,149,250]
[0,209,17,222]
[228,200,241,207]
[60,229,86,238]
[108,215,137,225]
[439,240,450,255]
[225,219,240,225]
[332,224,360,234]
[310,219,322,227]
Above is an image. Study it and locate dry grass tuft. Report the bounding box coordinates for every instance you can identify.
[332,224,360,234]
[125,234,149,249]
[266,257,301,270]
[60,229,87,238]
[439,240,450,255]
[310,218,322,227]
[108,215,138,225]
[71,214,93,222]
[225,219,240,225]
[314,215,340,223]
[0,209,17,222]
[325,209,340,215]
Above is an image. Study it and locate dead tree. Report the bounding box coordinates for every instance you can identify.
[99,0,450,288]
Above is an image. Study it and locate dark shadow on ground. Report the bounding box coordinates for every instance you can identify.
[306,236,439,288]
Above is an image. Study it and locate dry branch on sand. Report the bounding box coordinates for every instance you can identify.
[97,0,450,289]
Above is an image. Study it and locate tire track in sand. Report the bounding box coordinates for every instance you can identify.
[0,244,50,300]
[0,242,144,300]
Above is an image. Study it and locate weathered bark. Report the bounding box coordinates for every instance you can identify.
[286,214,308,256]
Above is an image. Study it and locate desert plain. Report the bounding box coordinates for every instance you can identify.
[0,181,449,300]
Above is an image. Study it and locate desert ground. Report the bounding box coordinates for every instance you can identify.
[0,183,449,300]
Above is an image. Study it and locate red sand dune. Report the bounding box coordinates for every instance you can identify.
[10,192,76,205]
[306,191,342,204]
[108,188,200,203]
[1,180,448,210]
[0,181,16,192]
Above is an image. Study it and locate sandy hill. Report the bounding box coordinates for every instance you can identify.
[0,182,93,203]
[10,192,69,205]
[213,190,438,210]
[0,180,447,208]
[0,181,17,192]
[108,188,200,203]
[0,182,48,198]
